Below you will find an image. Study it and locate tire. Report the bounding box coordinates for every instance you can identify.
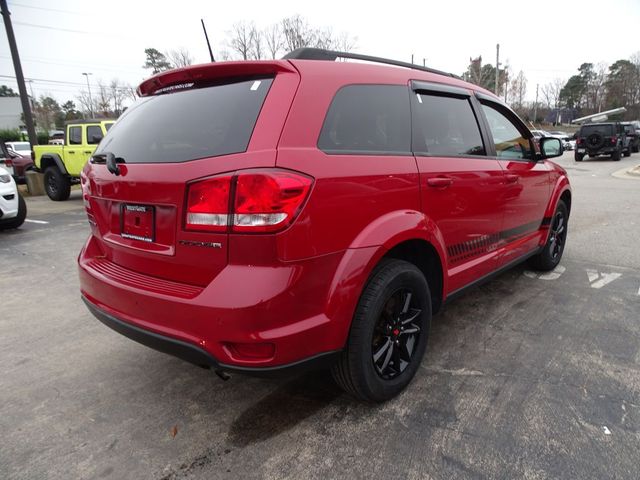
[44,166,71,201]
[632,144,639,153]
[529,200,568,271]
[331,259,432,402]
[623,149,631,157]
[574,152,584,162]
[611,149,621,161]
[0,194,27,230]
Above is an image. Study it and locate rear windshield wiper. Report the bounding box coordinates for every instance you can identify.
[91,152,125,176]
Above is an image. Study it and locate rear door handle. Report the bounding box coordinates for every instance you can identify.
[83,150,92,154]
[505,174,519,184]
[68,150,75,154]
[426,177,453,188]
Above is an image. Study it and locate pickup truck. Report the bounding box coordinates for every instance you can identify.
[34,120,114,200]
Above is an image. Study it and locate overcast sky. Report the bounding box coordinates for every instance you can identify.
[1,0,639,106]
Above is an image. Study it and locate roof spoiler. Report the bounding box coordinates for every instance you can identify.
[137,61,297,97]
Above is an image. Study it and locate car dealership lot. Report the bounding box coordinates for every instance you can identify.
[1,152,639,480]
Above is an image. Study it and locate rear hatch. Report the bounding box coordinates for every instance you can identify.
[83,61,300,286]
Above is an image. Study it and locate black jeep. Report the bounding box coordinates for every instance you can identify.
[575,122,630,161]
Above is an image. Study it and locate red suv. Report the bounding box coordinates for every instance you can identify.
[79,49,570,402]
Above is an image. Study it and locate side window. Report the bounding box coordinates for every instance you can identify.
[68,126,82,145]
[412,93,485,156]
[87,125,103,144]
[481,103,532,160]
[318,85,411,154]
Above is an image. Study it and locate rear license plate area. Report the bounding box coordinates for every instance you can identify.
[120,204,155,242]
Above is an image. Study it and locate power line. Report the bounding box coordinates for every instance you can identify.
[12,20,135,40]
[7,2,87,15]
[0,54,144,76]
[0,74,134,91]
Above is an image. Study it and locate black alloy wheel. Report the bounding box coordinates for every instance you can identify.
[372,288,422,379]
[331,259,431,402]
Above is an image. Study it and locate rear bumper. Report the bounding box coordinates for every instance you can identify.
[82,295,341,376]
[78,235,352,371]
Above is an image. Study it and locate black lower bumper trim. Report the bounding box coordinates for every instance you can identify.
[81,296,341,377]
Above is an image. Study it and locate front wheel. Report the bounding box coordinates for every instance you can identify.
[529,200,568,271]
[331,259,431,402]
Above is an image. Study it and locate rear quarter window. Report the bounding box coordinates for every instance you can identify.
[95,77,273,163]
[317,85,411,155]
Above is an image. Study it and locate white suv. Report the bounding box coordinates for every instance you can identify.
[0,166,26,230]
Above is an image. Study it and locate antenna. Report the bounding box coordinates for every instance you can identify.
[201,18,215,62]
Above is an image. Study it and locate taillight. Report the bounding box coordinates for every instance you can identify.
[233,170,312,232]
[4,159,12,167]
[610,136,617,144]
[576,138,583,145]
[185,169,313,234]
[185,174,231,232]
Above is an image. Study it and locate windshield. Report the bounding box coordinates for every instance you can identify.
[95,77,273,163]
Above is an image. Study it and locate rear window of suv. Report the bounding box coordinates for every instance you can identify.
[95,77,273,163]
[580,125,613,136]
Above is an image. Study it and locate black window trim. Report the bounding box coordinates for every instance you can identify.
[410,85,488,159]
[474,93,537,163]
[317,83,413,157]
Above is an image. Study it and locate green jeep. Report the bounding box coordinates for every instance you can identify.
[34,120,114,200]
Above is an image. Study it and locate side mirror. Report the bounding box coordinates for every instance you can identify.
[540,137,563,159]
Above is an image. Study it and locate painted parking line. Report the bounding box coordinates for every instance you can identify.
[586,269,622,289]
[523,265,566,280]
[24,219,49,224]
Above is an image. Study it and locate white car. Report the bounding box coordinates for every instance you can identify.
[0,166,26,230]
[5,141,31,155]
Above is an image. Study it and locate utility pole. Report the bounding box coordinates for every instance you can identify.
[200,19,215,62]
[1,0,37,146]
[411,53,414,64]
[533,83,539,125]
[82,72,93,118]
[495,43,500,95]
[422,58,425,67]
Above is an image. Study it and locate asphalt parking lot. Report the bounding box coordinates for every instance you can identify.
[1,151,639,480]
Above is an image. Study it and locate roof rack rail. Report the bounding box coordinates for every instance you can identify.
[283,48,460,79]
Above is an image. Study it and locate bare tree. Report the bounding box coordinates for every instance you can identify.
[229,21,254,60]
[77,90,98,118]
[541,78,564,109]
[166,47,194,68]
[249,25,264,60]
[332,31,357,52]
[216,49,233,61]
[281,15,309,51]
[96,80,112,117]
[110,79,126,116]
[264,24,283,59]
[508,70,527,112]
[589,62,608,112]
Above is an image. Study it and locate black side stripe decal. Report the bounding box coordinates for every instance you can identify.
[446,219,543,265]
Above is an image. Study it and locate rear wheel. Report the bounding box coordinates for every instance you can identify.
[331,259,431,402]
[0,194,27,230]
[529,200,568,271]
[44,166,71,201]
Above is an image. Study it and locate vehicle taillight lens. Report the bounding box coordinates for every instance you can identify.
[233,170,312,233]
[576,138,583,145]
[185,169,313,234]
[185,174,232,232]
[4,159,12,167]
[610,136,617,144]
